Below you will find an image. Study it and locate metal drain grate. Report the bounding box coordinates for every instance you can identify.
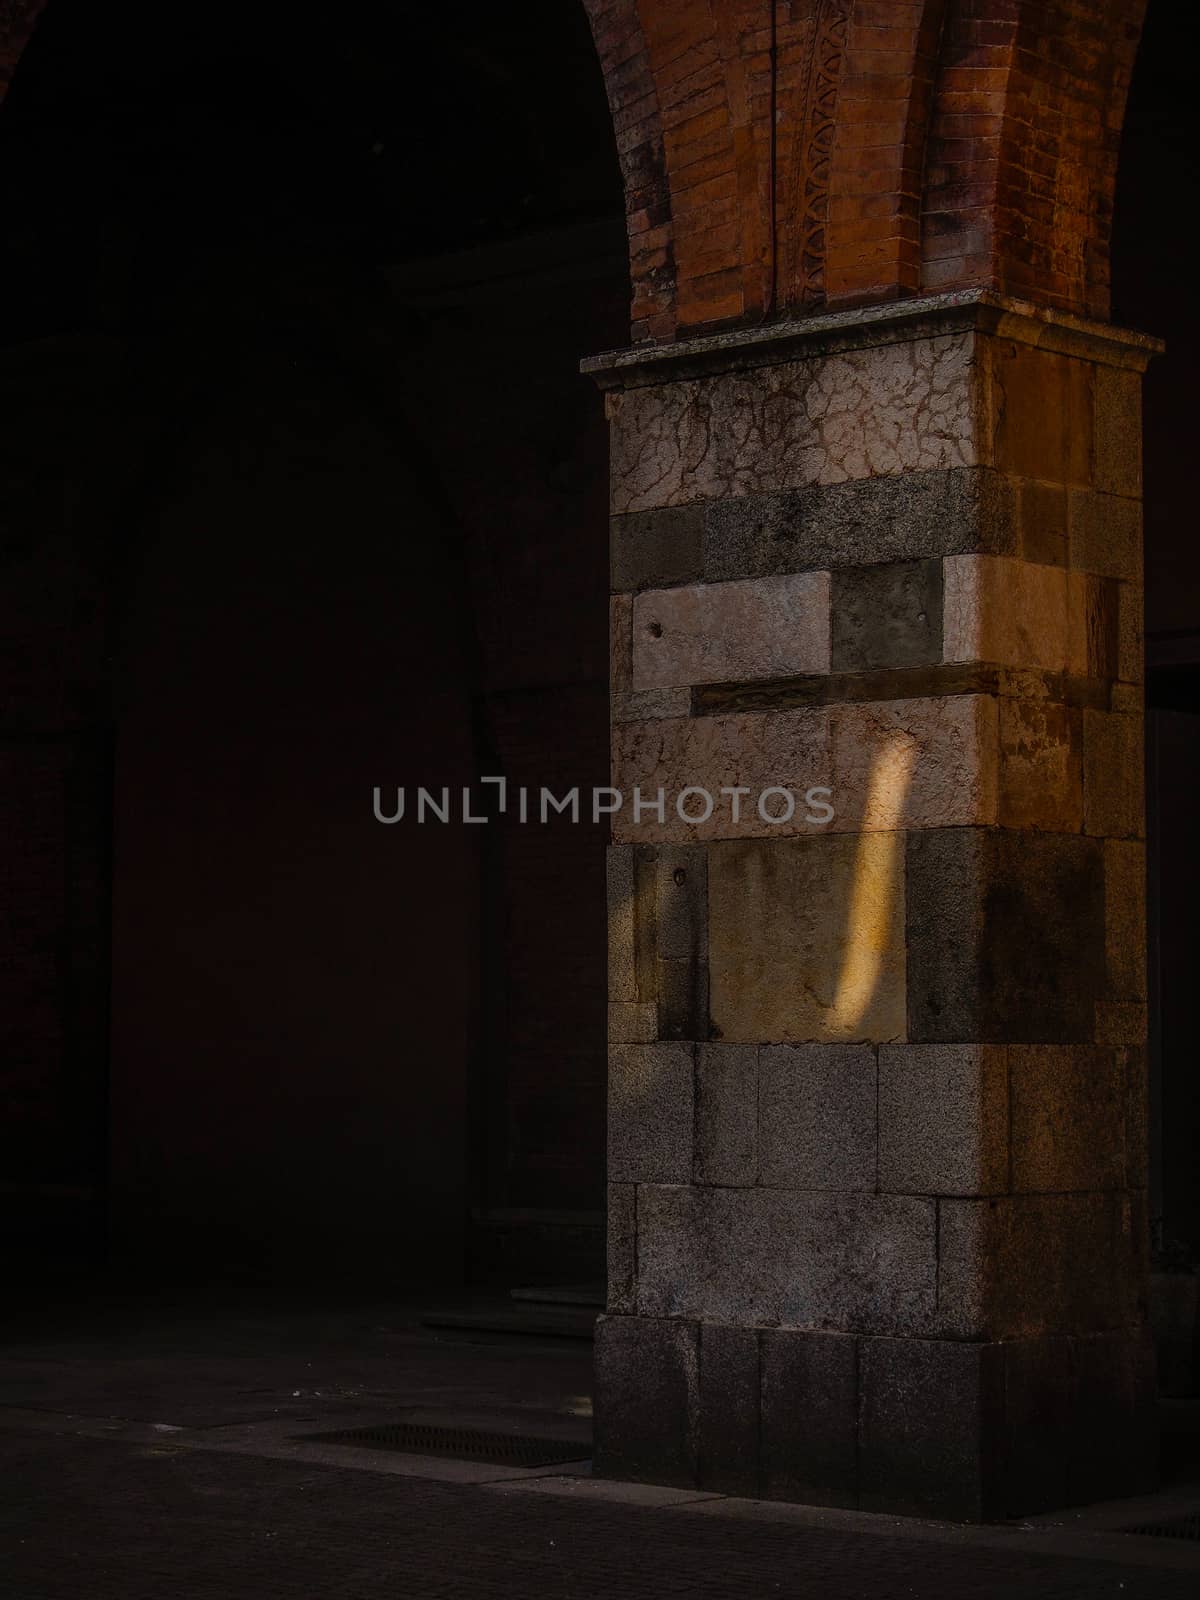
[1125,1512,1200,1541]
[301,1422,589,1468]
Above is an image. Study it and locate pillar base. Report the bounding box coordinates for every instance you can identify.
[594,1316,1156,1522]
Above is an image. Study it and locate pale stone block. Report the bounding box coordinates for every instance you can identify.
[943,556,1083,674]
[830,695,998,832]
[636,1183,936,1334]
[758,1043,877,1190]
[1105,837,1147,1003]
[608,1043,694,1183]
[878,1044,1008,1196]
[1008,1045,1124,1193]
[611,687,692,723]
[631,572,830,690]
[1082,710,1144,839]
[709,835,906,1044]
[610,594,632,695]
[609,333,979,515]
[997,697,1083,833]
[612,707,832,844]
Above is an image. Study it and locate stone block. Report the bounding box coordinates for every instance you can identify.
[1094,1000,1147,1046]
[831,559,943,672]
[1117,581,1143,684]
[758,1043,877,1191]
[905,828,1105,1044]
[1001,1337,1074,1515]
[1068,489,1142,581]
[997,697,1082,833]
[610,504,704,592]
[608,1043,694,1184]
[1018,479,1069,566]
[701,468,1018,581]
[608,334,978,515]
[635,1184,936,1334]
[1105,837,1146,1002]
[612,707,832,845]
[988,342,1093,487]
[859,1336,1004,1519]
[631,573,831,690]
[608,1003,658,1044]
[698,1323,760,1495]
[1083,710,1144,838]
[610,593,632,695]
[710,834,906,1045]
[936,1191,1142,1340]
[1093,365,1143,499]
[878,1044,1008,1196]
[593,1314,698,1487]
[654,846,708,1041]
[695,1044,758,1186]
[607,1183,636,1313]
[761,1329,858,1505]
[943,555,1081,674]
[830,695,998,833]
[1122,1046,1149,1188]
[606,845,637,1005]
[611,687,692,723]
[1068,1328,1156,1507]
[1008,1045,1125,1193]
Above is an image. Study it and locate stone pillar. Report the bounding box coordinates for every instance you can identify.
[589,292,1159,1521]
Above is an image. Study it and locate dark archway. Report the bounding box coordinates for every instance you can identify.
[0,0,628,1283]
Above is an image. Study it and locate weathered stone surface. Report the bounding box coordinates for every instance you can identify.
[608,1003,657,1044]
[1018,479,1069,566]
[936,1191,1144,1339]
[636,1184,936,1333]
[710,835,906,1044]
[606,845,637,1005]
[1117,581,1143,683]
[830,695,997,833]
[1105,837,1146,1002]
[905,828,1105,1044]
[607,1183,636,1313]
[1083,710,1144,838]
[761,1330,858,1505]
[611,504,704,593]
[943,555,1084,674]
[878,1044,1008,1196]
[859,1337,1004,1519]
[1122,1046,1149,1188]
[608,333,979,515]
[697,1324,760,1495]
[758,1043,877,1191]
[987,342,1093,487]
[654,846,708,1042]
[701,468,1018,580]
[611,687,692,723]
[1093,365,1143,499]
[1008,1045,1125,1193]
[1068,489,1142,581]
[694,1044,757,1186]
[631,572,830,690]
[610,593,632,695]
[612,707,831,845]
[831,559,943,672]
[593,1314,698,1487]
[608,1043,694,1184]
[997,697,1082,833]
[1094,1000,1147,1046]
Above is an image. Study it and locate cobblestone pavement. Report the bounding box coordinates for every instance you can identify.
[2,1292,1199,1599]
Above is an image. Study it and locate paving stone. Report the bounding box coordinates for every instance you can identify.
[760,1329,857,1505]
[878,1044,1008,1196]
[758,1044,877,1191]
